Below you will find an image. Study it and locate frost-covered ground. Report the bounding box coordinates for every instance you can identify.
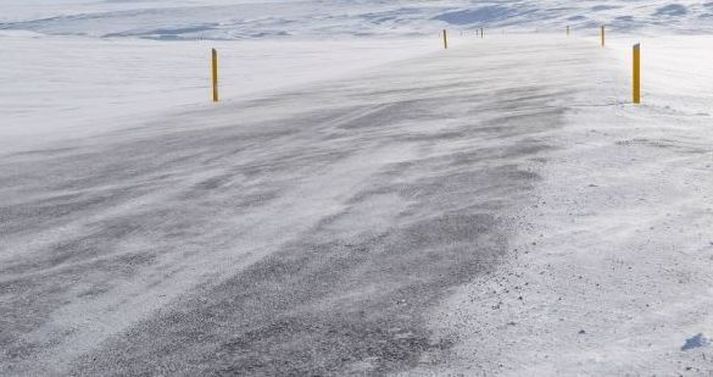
[3,1,713,376]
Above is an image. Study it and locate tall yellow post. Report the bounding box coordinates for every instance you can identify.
[211,48,219,102]
[633,43,641,104]
[601,25,605,47]
[443,29,448,49]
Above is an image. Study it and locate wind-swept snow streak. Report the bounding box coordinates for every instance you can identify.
[404,36,713,376]
[2,35,593,375]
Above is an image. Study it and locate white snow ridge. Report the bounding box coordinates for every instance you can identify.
[2,1,713,377]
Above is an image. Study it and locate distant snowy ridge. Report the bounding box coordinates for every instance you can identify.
[2,0,713,40]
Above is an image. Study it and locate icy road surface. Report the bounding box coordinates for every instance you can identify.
[2,35,713,376]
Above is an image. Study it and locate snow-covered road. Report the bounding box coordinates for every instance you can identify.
[2,34,713,376]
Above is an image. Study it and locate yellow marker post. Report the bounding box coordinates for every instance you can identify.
[601,25,605,47]
[443,29,448,49]
[633,43,641,104]
[211,48,219,102]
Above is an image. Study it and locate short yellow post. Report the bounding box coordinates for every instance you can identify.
[443,29,448,49]
[211,48,219,102]
[600,25,605,47]
[633,43,641,104]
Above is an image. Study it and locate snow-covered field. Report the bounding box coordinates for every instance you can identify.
[2,1,713,376]
[0,32,441,153]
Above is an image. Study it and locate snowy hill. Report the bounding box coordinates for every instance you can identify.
[2,0,713,40]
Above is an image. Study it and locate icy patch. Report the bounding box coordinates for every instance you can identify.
[681,333,711,351]
[591,5,621,12]
[654,4,689,17]
[433,6,520,25]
